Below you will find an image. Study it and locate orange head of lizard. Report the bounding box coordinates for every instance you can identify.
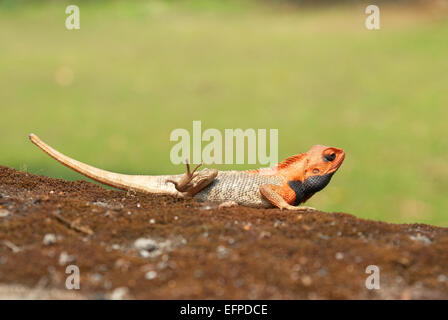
[283,145,345,205]
[303,145,345,180]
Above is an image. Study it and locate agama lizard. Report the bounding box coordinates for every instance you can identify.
[29,134,345,211]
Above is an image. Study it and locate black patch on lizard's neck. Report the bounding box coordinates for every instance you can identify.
[288,172,335,206]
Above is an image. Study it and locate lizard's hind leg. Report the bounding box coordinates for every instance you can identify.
[167,161,218,197]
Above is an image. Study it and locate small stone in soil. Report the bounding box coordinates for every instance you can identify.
[43,234,57,246]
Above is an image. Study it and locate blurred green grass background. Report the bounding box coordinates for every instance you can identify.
[1,0,447,225]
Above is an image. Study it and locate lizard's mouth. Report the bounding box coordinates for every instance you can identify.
[337,151,345,165]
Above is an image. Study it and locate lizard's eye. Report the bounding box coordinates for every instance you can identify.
[313,168,319,174]
[324,153,336,162]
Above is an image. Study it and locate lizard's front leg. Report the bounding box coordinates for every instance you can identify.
[167,161,218,197]
[259,184,316,211]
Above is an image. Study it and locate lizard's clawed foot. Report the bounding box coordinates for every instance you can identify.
[167,161,202,192]
[218,201,239,209]
[279,204,317,212]
[167,160,218,197]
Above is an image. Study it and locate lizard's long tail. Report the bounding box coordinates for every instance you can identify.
[29,134,180,196]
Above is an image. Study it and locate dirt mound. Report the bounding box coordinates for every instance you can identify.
[0,166,447,299]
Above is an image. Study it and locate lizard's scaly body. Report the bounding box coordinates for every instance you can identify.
[194,171,282,207]
[100,172,282,207]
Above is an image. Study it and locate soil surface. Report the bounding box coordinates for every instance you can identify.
[0,166,447,299]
